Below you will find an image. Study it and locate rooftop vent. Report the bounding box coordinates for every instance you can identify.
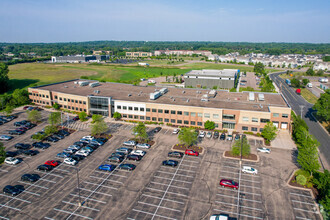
[128,94,132,97]
[258,93,265,101]
[186,99,190,102]
[249,92,255,101]
[182,91,185,94]
[64,86,68,88]
[94,90,100,94]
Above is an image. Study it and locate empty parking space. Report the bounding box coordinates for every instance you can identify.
[289,189,321,220]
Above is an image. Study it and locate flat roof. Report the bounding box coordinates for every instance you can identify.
[31,80,289,112]
[185,69,237,77]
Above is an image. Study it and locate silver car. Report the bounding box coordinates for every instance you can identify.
[136,143,150,149]
[123,141,136,146]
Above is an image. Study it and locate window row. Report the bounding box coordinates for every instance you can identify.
[54,96,86,105]
[242,126,263,132]
[59,105,86,112]
[30,93,49,98]
[117,106,145,111]
[272,113,289,118]
[33,100,49,105]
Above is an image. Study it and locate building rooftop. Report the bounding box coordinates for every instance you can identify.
[185,69,238,77]
[31,80,289,112]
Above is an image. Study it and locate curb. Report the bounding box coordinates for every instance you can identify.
[222,151,259,163]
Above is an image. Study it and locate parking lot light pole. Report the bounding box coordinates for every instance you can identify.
[236,134,243,220]
[76,167,82,206]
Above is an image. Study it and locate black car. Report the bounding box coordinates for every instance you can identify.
[96,137,107,143]
[108,156,124,163]
[111,152,126,158]
[127,154,142,161]
[0,121,4,125]
[86,143,99,150]
[37,164,53,172]
[168,151,184,158]
[58,130,70,136]
[118,163,136,171]
[22,150,39,156]
[162,160,179,167]
[26,123,36,129]
[53,133,65,140]
[74,141,87,147]
[6,151,19,157]
[14,120,30,127]
[220,133,226,140]
[9,130,24,135]
[15,143,31,150]
[3,185,25,196]
[21,174,40,182]
[235,134,240,141]
[46,136,59,142]
[153,127,162,133]
[213,131,220,139]
[69,154,85,161]
[33,142,50,149]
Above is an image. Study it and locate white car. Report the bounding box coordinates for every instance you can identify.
[210,214,229,220]
[82,136,95,141]
[75,150,89,157]
[136,143,150,149]
[172,128,180,134]
[242,166,258,175]
[227,134,233,141]
[5,157,20,165]
[63,158,77,166]
[199,131,205,138]
[257,147,271,154]
[68,145,81,150]
[123,141,136,146]
[130,150,146,157]
[206,131,212,138]
[0,135,13,141]
[63,148,77,154]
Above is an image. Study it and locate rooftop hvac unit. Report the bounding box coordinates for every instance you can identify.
[78,81,89,86]
[258,93,265,101]
[160,88,168,94]
[89,82,100,88]
[150,91,162,100]
[209,90,217,98]
[94,90,100,94]
[249,92,255,101]
[201,98,209,102]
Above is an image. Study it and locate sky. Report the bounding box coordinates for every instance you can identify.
[0,0,329,43]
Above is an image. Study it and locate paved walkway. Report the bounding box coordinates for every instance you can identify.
[271,130,297,150]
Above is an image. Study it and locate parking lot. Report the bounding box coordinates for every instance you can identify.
[0,111,323,220]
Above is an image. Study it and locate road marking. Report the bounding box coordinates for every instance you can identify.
[39,179,56,183]
[55,168,71,173]
[53,208,93,220]
[151,181,189,190]
[89,175,124,184]
[78,188,112,197]
[24,190,40,196]
[290,192,312,198]
[0,204,21,211]
[62,201,100,212]
[240,178,261,183]
[18,181,49,189]
[0,169,8,173]
[0,216,10,220]
[35,171,64,178]
[83,181,118,190]
[157,170,194,178]
[182,159,199,164]
[69,193,106,204]
[240,184,261,189]
[154,176,192,184]
[213,208,263,220]
[44,217,55,220]
[292,200,315,206]
[132,209,177,220]
[220,170,239,175]
[146,187,188,197]
[223,161,239,166]
[138,201,181,212]
[293,207,318,213]
[0,194,31,203]
[217,187,261,196]
[161,166,196,173]
[178,163,198,168]
[215,200,236,206]
[296,216,312,220]
[141,194,184,204]
[110,173,128,178]
[215,201,263,212]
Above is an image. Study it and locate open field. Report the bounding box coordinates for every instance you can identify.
[300,88,318,104]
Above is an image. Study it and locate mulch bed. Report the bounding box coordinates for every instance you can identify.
[172,144,204,154]
[288,174,319,198]
[224,151,258,161]
[94,133,113,140]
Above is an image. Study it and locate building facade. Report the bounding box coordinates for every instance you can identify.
[28,80,291,133]
[125,52,153,57]
[51,55,108,63]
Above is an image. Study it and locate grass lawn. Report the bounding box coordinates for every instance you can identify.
[300,88,318,104]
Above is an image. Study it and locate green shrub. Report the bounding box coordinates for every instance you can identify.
[231,146,240,156]
[296,175,307,186]
[295,169,310,178]
[305,182,313,188]
[243,131,254,135]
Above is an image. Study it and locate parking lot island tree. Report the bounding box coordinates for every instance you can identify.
[313,89,330,123]
[78,111,88,122]
[3,104,14,116]
[204,120,215,130]
[297,133,320,176]
[91,118,108,136]
[178,127,198,147]
[113,112,122,120]
[92,114,103,123]
[231,136,251,157]
[0,143,6,164]
[48,112,61,126]
[44,125,58,136]
[261,121,277,144]
[132,122,148,142]
[28,109,42,123]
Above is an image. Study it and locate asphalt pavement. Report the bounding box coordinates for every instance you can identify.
[270,72,330,170]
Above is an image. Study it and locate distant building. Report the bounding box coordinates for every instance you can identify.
[51,55,108,63]
[314,62,329,71]
[184,69,239,89]
[320,83,330,90]
[126,52,152,57]
[155,50,212,56]
[93,50,112,55]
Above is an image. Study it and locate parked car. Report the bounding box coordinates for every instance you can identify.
[206,131,212,138]
[209,214,230,220]
[53,133,65,140]
[46,136,59,142]
[226,134,233,141]
[220,133,226,140]
[68,145,81,151]
[45,160,59,167]
[257,147,271,154]
[58,129,70,136]
[168,151,184,158]
[98,164,116,172]
[33,142,50,149]
[22,150,39,156]
[89,140,103,146]
[8,130,24,135]
[5,151,19,157]
[3,185,25,196]
[21,174,40,182]
[118,163,136,171]
[185,149,199,157]
[69,154,85,161]
[64,158,78,166]
[37,164,53,172]
[127,154,142,161]
[172,128,180,134]
[235,134,240,141]
[15,143,31,150]
[136,143,150,149]
[199,130,205,138]
[5,157,20,165]
[56,152,71,158]
[219,179,239,190]
[74,141,87,147]
[153,127,162,133]
[96,137,107,143]
[75,150,90,157]
[108,156,124,163]
[116,147,133,154]
[111,152,126,158]
[23,106,31,110]
[63,148,77,154]
[130,150,146,157]
[0,135,14,141]
[162,160,178,167]
[213,131,219,139]
[81,147,94,153]
[82,136,95,141]
[242,166,258,175]
[72,116,79,121]
[123,141,136,146]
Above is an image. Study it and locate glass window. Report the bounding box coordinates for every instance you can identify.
[164,110,169,114]
[165,118,169,122]
[146,108,150,112]
[128,107,133,110]
[282,114,289,118]
[140,116,145,120]
[46,95,49,98]
[75,107,78,110]
[204,113,210,118]
[158,118,163,122]
[191,121,196,125]
[191,112,196,117]
[75,100,78,103]
[123,114,127,118]
[171,110,176,114]
[223,114,235,120]
[64,105,67,108]
[68,106,71,109]
[152,109,157,112]
[184,112,189,116]
[243,117,249,122]
[273,113,279,117]
[80,108,82,111]
[177,120,182,124]
[198,113,203,117]
[84,109,86,112]
[177,111,182,115]
[260,118,270,123]
[79,101,82,104]
[215,123,218,128]
[213,114,219,119]
[158,109,163,113]
[251,127,258,132]
[134,107,138,111]
[171,119,176,123]
[128,115,133,119]
[42,95,45,98]
[64,98,67,101]
[197,122,203,126]
[55,96,58,99]
[117,106,121,109]
[59,97,62,101]
[152,117,157,121]
[68,99,70,102]
[242,126,248,131]
[140,107,144,111]
[184,120,189,125]
[259,128,263,132]
[146,117,150,120]
[252,118,258,122]
[83,101,86,105]
[123,106,127,110]
[134,115,138,119]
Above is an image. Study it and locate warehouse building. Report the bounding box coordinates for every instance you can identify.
[51,55,108,63]
[28,80,291,132]
[125,52,153,57]
[184,69,239,89]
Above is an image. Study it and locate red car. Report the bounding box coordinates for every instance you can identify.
[72,116,79,121]
[23,106,31,110]
[220,179,239,190]
[185,149,199,157]
[44,160,59,167]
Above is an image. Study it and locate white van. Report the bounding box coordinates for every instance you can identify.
[307,83,312,88]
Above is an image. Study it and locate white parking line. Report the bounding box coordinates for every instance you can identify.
[182,159,199,164]
[290,192,312,198]
[164,129,169,135]
[78,188,112,197]
[296,216,313,220]
[216,193,262,203]
[111,173,128,178]
[18,181,49,189]
[142,194,184,204]
[70,194,106,204]
[157,170,194,178]
[62,201,100,212]
[44,217,55,220]
[293,207,318,213]
[0,169,8,173]
[222,165,240,170]
[55,168,71,173]
[24,190,40,196]
[292,200,315,206]
[0,194,31,203]
[161,166,196,173]
[151,181,189,190]
[53,208,93,220]
[146,187,188,197]
[35,171,64,178]
[138,201,181,212]
[0,216,10,220]
[240,184,261,189]
[223,161,239,166]
[132,209,177,220]
[89,175,124,184]
[220,170,238,175]
[0,204,21,211]
[215,201,263,212]
[213,208,263,220]
[39,179,56,183]
[240,178,261,183]
[217,187,262,196]
[154,176,192,184]
[179,163,198,168]
[83,181,118,190]
[215,200,236,206]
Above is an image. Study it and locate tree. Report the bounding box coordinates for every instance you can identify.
[0,143,6,164]
[297,133,320,176]
[306,68,315,76]
[79,112,88,122]
[44,125,58,135]
[113,112,121,120]
[28,110,42,123]
[48,112,61,126]
[12,89,30,106]
[261,122,277,144]
[0,63,9,94]
[132,122,148,141]
[3,104,14,116]
[52,103,60,110]
[291,78,301,88]
[91,120,108,136]
[312,170,330,210]
[313,89,330,122]
[316,70,324,76]
[178,127,197,146]
[254,62,265,74]
[92,114,103,123]
[232,136,250,156]
[204,120,215,130]
[302,78,310,86]
[296,175,307,186]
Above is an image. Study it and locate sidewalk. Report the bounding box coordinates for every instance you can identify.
[271,130,297,150]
